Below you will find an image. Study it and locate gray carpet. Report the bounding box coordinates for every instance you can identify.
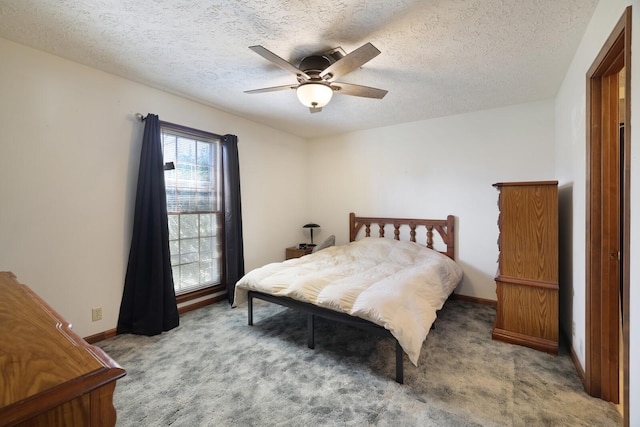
[98,299,622,426]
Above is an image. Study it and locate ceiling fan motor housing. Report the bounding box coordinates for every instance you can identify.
[297,55,333,81]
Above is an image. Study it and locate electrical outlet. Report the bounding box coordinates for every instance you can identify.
[92,307,102,322]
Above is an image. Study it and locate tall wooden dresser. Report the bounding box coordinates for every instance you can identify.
[0,272,126,426]
[492,181,559,354]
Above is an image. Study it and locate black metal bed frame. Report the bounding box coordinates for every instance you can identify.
[243,213,457,385]
[247,290,404,384]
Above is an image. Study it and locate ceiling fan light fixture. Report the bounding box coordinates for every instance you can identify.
[296,82,333,108]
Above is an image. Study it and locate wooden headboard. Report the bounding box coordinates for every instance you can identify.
[348,212,456,260]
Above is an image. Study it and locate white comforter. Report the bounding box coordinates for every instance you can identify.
[233,238,463,365]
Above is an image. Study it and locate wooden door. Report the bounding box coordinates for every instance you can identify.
[585,7,630,420]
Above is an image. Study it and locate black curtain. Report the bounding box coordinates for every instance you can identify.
[117,114,179,335]
[222,134,245,304]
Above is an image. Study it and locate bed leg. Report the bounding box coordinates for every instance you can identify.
[248,293,253,326]
[307,314,315,349]
[395,341,404,384]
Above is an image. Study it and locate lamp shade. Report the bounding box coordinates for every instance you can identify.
[296,83,333,108]
[303,223,320,245]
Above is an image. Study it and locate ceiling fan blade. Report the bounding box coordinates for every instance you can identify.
[319,42,381,81]
[331,82,388,99]
[249,46,310,80]
[310,106,322,113]
[244,84,298,94]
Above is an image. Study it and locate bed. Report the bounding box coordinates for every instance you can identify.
[233,213,462,383]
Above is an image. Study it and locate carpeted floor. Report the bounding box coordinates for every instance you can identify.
[98,299,622,426]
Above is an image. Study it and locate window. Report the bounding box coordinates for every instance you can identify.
[161,124,222,295]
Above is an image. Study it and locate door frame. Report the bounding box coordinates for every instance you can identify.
[585,6,630,422]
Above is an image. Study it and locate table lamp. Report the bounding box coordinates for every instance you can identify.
[303,223,320,246]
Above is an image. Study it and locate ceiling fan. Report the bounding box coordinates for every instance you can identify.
[245,42,388,113]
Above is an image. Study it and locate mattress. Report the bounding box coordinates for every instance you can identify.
[233,237,463,365]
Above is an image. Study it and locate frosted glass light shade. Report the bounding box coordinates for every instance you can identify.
[296,83,333,108]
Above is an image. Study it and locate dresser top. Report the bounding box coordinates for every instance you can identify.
[0,271,125,419]
[493,180,558,188]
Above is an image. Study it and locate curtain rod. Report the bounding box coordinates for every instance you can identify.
[135,113,146,122]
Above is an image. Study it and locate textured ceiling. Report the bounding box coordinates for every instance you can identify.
[0,0,598,138]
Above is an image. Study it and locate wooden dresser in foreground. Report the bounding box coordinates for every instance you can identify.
[492,181,559,354]
[0,272,126,426]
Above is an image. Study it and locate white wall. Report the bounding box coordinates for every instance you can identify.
[555,0,638,423]
[307,100,556,301]
[0,38,309,338]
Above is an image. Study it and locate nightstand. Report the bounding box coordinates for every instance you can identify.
[285,246,313,260]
